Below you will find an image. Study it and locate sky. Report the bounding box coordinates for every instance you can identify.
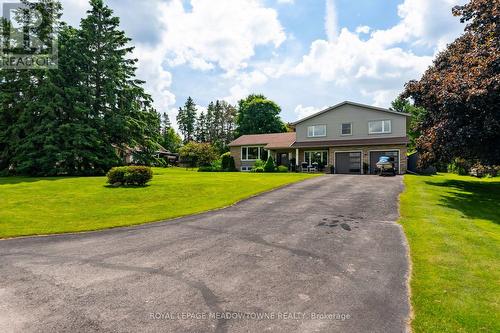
[3,0,467,127]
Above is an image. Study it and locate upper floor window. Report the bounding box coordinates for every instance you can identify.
[368,120,391,134]
[341,123,352,135]
[307,125,327,137]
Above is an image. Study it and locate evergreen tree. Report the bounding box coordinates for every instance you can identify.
[1,0,161,175]
[195,112,208,142]
[177,97,197,143]
[161,112,171,132]
[205,101,216,142]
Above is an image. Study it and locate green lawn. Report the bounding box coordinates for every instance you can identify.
[399,173,500,333]
[0,168,319,238]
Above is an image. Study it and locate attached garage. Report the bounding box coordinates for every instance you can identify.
[335,152,362,174]
[369,150,400,174]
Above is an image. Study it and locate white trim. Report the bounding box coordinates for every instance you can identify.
[307,124,327,138]
[340,122,353,136]
[303,150,329,166]
[368,119,392,134]
[241,146,265,161]
[368,149,402,175]
[333,150,363,174]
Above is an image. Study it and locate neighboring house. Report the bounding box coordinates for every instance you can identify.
[114,145,178,165]
[228,101,410,174]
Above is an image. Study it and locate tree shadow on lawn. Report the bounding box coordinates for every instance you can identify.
[424,179,500,224]
[0,176,78,186]
[104,184,151,189]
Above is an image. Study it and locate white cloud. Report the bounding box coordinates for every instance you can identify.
[277,0,294,4]
[158,0,286,73]
[294,105,326,119]
[371,0,466,50]
[355,25,370,34]
[325,0,338,41]
[223,70,270,104]
[289,0,464,107]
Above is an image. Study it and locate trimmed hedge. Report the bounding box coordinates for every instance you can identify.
[106,166,153,186]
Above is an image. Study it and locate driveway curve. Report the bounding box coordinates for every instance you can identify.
[0,175,410,333]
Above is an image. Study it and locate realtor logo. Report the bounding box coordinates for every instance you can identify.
[0,1,58,69]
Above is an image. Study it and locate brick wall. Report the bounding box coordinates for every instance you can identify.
[229,146,242,169]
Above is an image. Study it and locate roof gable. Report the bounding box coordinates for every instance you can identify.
[290,101,410,125]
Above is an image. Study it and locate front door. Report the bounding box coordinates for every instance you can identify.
[335,152,362,174]
[278,153,289,166]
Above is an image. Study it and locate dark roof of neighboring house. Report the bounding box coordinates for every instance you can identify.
[290,101,411,125]
[290,137,408,148]
[228,132,296,149]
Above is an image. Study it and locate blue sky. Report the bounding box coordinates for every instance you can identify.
[3,0,467,127]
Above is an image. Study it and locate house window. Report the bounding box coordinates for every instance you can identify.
[247,147,259,160]
[241,146,267,161]
[304,151,328,166]
[307,125,327,137]
[368,120,391,134]
[341,123,352,135]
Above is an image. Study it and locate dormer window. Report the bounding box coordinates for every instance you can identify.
[307,125,326,137]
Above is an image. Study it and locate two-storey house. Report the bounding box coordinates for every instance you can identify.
[228,101,410,174]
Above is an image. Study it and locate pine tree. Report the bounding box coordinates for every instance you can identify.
[177,97,197,143]
[195,112,208,142]
[76,0,160,172]
[161,112,171,133]
[1,0,161,175]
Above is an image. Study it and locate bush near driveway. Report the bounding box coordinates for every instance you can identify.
[399,173,500,333]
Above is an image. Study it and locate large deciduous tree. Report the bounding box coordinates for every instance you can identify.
[403,0,499,167]
[236,94,286,136]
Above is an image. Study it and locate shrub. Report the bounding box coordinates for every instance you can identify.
[469,162,498,178]
[447,158,470,175]
[221,152,236,171]
[198,159,223,172]
[179,142,219,168]
[211,159,222,171]
[277,165,288,173]
[198,165,214,172]
[252,166,264,173]
[253,159,265,168]
[264,155,276,172]
[107,166,128,184]
[107,166,153,186]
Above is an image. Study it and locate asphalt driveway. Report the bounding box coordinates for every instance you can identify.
[0,175,410,333]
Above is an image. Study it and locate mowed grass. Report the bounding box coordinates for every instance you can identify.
[0,168,319,238]
[399,173,500,333]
